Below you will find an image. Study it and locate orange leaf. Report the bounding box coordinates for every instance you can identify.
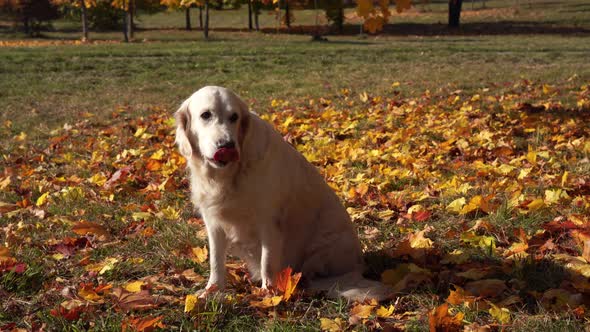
[72,220,108,237]
[446,285,477,307]
[145,159,163,171]
[122,315,165,332]
[428,303,464,332]
[274,266,302,301]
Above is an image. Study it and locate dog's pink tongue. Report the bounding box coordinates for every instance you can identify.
[213,148,239,163]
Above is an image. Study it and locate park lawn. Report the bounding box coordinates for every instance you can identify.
[1,0,590,331]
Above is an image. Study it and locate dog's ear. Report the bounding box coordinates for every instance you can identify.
[175,98,194,158]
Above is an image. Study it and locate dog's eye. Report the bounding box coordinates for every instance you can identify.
[229,113,239,123]
[201,111,212,120]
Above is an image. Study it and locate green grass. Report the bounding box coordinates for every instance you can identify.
[0,0,588,138]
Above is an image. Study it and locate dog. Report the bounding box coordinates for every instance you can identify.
[175,86,391,301]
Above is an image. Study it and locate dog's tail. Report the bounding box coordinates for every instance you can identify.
[308,272,392,302]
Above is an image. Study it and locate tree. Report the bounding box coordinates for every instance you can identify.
[111,0,133,41]
[355,0,411,34]
[161,0,203,31]
[448,0,463,28]
[0,0,59,36]
[51,0,96,41]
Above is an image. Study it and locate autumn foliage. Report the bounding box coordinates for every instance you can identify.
[1,80,590,330]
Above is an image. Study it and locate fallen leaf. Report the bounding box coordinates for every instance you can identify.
[274,266,302,301]
[320,317,344,332]
[428,303,464,332]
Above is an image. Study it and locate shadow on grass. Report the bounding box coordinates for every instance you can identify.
[361,247,590,315]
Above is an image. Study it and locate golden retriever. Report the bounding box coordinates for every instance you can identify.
[175,86,391,301]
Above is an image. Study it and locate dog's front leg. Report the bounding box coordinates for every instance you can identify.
[259,223,283,289]
[205,223,228,291]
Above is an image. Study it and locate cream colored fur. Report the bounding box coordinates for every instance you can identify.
[175,86,391,301]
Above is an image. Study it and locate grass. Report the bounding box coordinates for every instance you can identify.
[1,0,590,331]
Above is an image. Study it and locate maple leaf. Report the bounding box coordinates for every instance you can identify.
[78,282,112,302]
[104,166,132,188]
[184,294,198,313]
[446,285,477,307]
[319,317,344,332]
[123,280,145,293]
[488,303,511,324]
[190,246,208,264]
[376,304,395,318]
[249,295,282,309]
[274,266,302,301]
[72,220,108,238]
[111,288,159,312]
[122,315,165,332]
[428,303,464,332]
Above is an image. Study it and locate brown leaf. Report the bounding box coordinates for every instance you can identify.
[111,288,159,312]
[464,279,507,298]
[72,221,108,238]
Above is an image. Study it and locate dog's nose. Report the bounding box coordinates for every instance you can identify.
[217,140,235,149]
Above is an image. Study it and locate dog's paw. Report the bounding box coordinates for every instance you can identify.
[261,278,274,290]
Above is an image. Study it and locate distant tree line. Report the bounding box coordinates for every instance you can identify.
[0,1,469,40]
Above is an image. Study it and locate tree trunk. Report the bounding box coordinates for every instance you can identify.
[204,0,209,39]
[23,17,30,36]
[448,0,463,28]
[248,0,253,31]
[123,8,129,42]
[185,7,191,30]
[285,0,290,29]
[254,2,260,31]
[79,0,89,41]
[126,0,134,40]
[199,6,203,29]
[337,5,343,34]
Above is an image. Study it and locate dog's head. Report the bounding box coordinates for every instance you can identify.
[175,86,249,169]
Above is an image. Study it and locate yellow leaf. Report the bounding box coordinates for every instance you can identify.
[376,304,395,318]
[0,176,11,190]
[526,145,537,164]
[544,189,569,205]
[184,294,198,313]
[461,231,496,252]
[250,295,282,308]
[447,197,466,213]
[123,280,144,293]
[561,171,569,187]
[488,303,511,324]
[460,195,481,214]
[88,173,107,186]
[527,198,545,211]
[134,127,147,137]
[150,149,165,160]
[85,257,119,275]
[36,192,49,207]
[52,253,65,260]
[350,303,375,319]
[320,317,344,332]
[191,246,208,264]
